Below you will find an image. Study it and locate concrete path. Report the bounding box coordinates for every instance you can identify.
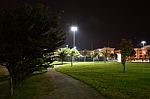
[40,68,106,99]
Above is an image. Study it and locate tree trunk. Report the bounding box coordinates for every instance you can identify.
[122,61,126,73]
[71,56,73,67]
[104,53,107,63]
[61,59,63,65]
[9,75,14,96]
[104,57,106,63]
[123,64,126,73]
[7,67,14,96]
[84,56,86,62]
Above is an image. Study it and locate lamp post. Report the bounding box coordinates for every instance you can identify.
[141,41,146,62]
[71,26,78,48]
[141,41,146,47]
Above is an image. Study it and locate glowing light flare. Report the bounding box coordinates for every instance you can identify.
[71,26,78,32]
[141,41,146,45]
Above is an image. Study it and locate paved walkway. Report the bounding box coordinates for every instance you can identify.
[40,68,106,99]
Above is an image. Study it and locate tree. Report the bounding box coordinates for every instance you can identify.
[91,50,99,62]
[101,48,108,63]
[69,48,80,66]
[82,49,88,62]
[0,4,65,96]
[120,39,134,72]
[56,47,70,64]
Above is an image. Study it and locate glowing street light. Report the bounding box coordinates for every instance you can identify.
[141,41,146,47]
[71,26,78,48]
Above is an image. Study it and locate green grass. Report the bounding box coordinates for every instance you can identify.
[0,80,9,99]
[56,62,150,99]
[0,71,54,99]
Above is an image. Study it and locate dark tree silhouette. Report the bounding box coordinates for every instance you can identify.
[120,39,134,72]
[0,4,65,96]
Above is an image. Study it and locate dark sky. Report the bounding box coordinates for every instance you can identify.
[0,0,150,49]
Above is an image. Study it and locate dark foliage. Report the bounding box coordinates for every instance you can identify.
[120,39,134,72]
[0,4,65,95]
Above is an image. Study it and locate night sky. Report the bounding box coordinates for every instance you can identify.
[0,0,150,49]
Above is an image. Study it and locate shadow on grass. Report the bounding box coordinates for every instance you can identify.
[53,62,70,65]
[0,78,9,99]
[0,75,9,82]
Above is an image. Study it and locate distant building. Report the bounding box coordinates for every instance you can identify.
[101,47,115,54]
[115,45,150,62]
[79,50,94,57]
[114,49,121,54]
[134,48,143,59]
[79,45,150,62]
[79,47,115,61]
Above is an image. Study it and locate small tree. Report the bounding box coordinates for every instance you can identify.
[91,50,99,62]
[120,39,134,72]
[56,47,70,64]
[69,48,80,66]
[82,49,88,62]
[101,48,108,63]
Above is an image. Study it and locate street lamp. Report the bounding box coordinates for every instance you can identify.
[141,41,146,47]
[71,26,78,48]
[141,41,146,62]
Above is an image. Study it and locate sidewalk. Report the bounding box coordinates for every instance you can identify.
[40,68,106,99]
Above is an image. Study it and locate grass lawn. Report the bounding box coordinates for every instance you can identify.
[0,71,54,99]
[0,80,9,99]
[56,62,150,99]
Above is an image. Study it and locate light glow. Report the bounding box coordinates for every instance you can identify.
[141,41,146,47]
[71,26,78,32]
[74,46,77,49]
[141,41,146,44]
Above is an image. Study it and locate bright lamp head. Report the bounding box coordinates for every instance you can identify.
[71,26,78,32]
[141,41,146,44]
